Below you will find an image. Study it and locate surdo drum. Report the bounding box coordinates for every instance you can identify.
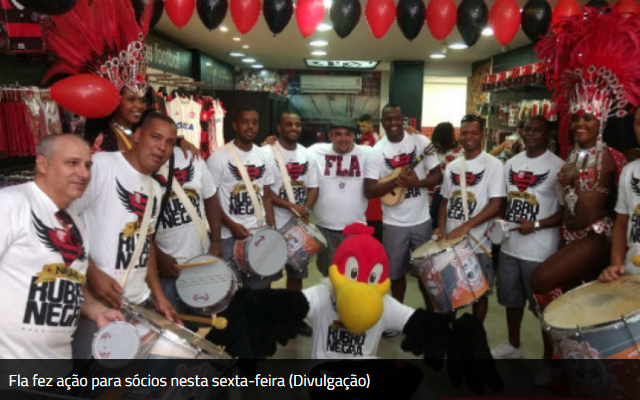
[278,217,327,271]
[233,227,287,277]
[176,254,237,315]
[410,236,489,312]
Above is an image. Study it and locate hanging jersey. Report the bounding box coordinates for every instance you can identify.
[167,97,202,148]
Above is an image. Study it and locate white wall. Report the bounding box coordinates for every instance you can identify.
[421,76,467,128]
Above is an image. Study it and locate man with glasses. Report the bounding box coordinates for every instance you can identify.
[434,114,506,322]
[364,104,442,328]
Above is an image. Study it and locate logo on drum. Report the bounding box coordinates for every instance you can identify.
[285,231,303,252]
[455,254,484,290]
[193,293,211,303]
[254,235,266,247]
[508,167,549,192]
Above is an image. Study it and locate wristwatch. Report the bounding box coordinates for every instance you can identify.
[534,221,541,231]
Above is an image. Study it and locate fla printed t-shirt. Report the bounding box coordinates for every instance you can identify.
[501,151,564,262]
[265,141,318,229]
[309,143,369,231]
[154,148,217,263]
[72,152,161,304]
[304,284,414,359]
[364,132,439,226]
[207,142,276,239]
[167,97,202,147]
[0,183,88,359]
[440,151,506,254]
[615,159,640,274]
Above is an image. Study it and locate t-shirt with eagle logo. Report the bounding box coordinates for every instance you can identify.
[615,158,640,274]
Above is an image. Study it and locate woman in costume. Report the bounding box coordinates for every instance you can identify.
[529,8,637,308]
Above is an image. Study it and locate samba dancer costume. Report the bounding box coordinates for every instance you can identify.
[42,0,151,152]
[532,8,640,309]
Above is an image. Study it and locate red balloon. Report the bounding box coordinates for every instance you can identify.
[552,0,582,27]
[296,0,325,37]
[426,0,457,41]
[489,0,521,46]
[615,0,640,16]
[165,0,196,28]
[365,0,396,38]
[231,0,261,34]
[51,75,119,119]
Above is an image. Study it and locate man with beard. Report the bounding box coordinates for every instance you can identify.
[71,112,178,358]
[207,107,278,289]
[434,114,506,322]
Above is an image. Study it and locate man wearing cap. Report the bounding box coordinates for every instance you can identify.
[308,118,370,277]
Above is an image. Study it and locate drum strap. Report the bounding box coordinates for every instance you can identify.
[271,142,296,206]
[227,144,265,223]
[460,158,470,221]
[157,163,209,253]
[120,180,155,289]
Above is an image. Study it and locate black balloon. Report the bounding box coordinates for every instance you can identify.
[197,0,228,30]
[396,0,425,41]
[263,0,294,35]
[456,0,488,47]
[521,0,551,44]
[586,0,608,8]
[330,0,361,39]
[131,0,164,29]
[18,0,76,14]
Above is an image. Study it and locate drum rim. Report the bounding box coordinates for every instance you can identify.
[543,279,640,332]
[411,236,469,261]
[176,255,234,310]
[246,228,287,276]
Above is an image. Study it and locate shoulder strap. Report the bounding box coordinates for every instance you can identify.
[460,158,470,222]
[154,153,175,236]
[271,143,296,204]
[227,144,265,223]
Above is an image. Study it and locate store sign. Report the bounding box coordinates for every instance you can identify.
[146,34,192,77]
[201,57,234,90]
[304,59,380,70]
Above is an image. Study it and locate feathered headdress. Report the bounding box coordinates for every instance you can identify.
[536,8,640,138]
[42,0,152,97]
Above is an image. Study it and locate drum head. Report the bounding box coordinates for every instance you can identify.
[247,228,287,276]
[176,255,235,312]
[93,322,140,366]
[544,274,640,330]
[487,219,509,245]
[411,236,465,260]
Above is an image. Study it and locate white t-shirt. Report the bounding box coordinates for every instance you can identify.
[501,151,564,262]
[265,141,318,229]
[303,284,414,359]
[72,152,162,304]
[440,152,506,254]
[0,183,88,359]
[308,143,369,231]
[364,132,439,226]
[154,149,217,263]
[207,142,276,239]
[167,97,202,147]
[615,159,640,274]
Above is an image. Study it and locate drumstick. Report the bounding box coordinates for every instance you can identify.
[176,258,221,269]
[468,234,493,259]
[175,313,228,330]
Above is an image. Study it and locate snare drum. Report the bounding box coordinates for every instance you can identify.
[543,275,640,398]
[487,218,510,244]
[278,218,327,271]
[92,301,233,367]
[410,236,489,312]
[233,227,287,277]
[176,254,237,315]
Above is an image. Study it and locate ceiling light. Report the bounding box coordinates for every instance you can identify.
[323,0,333,8]
[310,40,329,47]
[311,50,327,56]
[317,22,333,32]
[251,64,264,69]
[233,37,241,41]
[206,62,212,66]
[229,52,245,57]
[220,26,228,32]
[448,42,468,50]
[430,52,446,59]
[482,27,494,36]
[242,45,249,49]
[242,58,257,63]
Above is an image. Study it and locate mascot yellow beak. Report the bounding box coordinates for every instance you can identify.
[329,264,391,335]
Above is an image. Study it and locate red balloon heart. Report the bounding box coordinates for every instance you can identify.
[165,0,196,28]
[365,0,396,39]
[426,0,457,41]
[296,0,326,37]
[51,75,119,119]
[489,0,521,46]
[615,0,640,16]
[231,0,261,34]
[552,0,582,28]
